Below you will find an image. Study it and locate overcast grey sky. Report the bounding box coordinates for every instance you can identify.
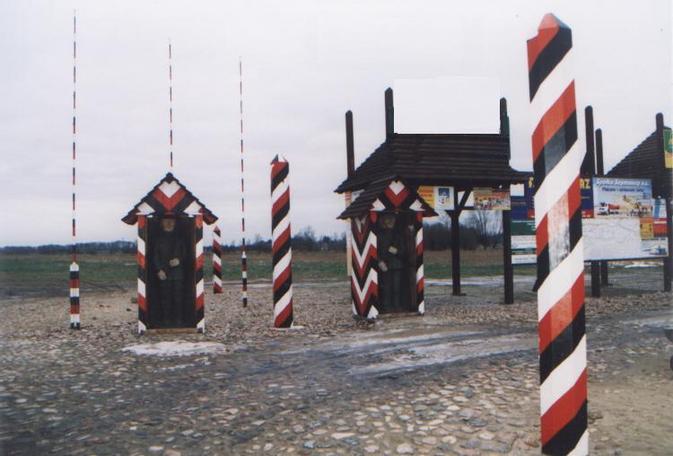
[1,0,671,246]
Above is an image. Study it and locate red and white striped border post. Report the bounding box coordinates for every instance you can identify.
[527,14,587,455]
[168,41,174,169]
[239,58,248,307]
[195,215,205,332]
[69,11,80,330]
[212,225,223,294]
[271,155,293,328]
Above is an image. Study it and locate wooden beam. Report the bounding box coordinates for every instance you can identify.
[502,209,514,304]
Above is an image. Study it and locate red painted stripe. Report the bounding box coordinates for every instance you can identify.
[538,274,584,353]
[195,293,204,311]
[152,187,187,211]
[271,162,288,181]
[138,294,147,312]
[568,177,581,215]
[213,263,221,273]
[384,186,410,208]
[137,252,145,269]
[536,215,549,256]
[69,279,80,288]
[416,277,424,293]
[541,369,587,445]
[532,82,576,160]
[273,266,292,292]
[272,226,291,252]
[274,299,293,327]
[195,254,204,270]
[527,14,561,70]
[272,189,290,216]
[351,278,377,315]
[352,245,377,277]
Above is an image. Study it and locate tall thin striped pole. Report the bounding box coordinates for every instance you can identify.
[271,155,293,328]
[69,11,80,330]
[168,41,174,169]
[239,58,248,307]
[527,14,587,455]
[212,225,223,294]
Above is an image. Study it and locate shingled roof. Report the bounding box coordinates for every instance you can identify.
[335,133,527,193]
[607,127,672,198]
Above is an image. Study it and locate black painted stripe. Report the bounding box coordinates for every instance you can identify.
[277,313,293,328]
[272,237,291,265]
[271,164,289,192]
[273,275,292,302]
[272,198,290,229]
[195,267,204,284]
[542,401,587,455]
[540,305,585,383]
[70,297,80,305]
[569,205,582,251]
[537,245,550,285]
[529,26,572,100]
[533,112,577,195]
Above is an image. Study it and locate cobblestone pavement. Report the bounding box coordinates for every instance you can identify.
[1,270,672,455]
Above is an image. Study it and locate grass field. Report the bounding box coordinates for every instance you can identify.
[0,249,533,299]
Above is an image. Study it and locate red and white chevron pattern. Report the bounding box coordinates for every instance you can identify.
[136,215,148,334]
[350,214,379,319]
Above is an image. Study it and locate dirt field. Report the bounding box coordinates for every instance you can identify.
[1,262,672,455]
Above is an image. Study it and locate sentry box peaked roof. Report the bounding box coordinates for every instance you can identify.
[122,172,218,225]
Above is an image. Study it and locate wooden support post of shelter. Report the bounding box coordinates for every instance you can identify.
[500,98,514,304]
[585,106,601,298]
[595,128,610,286]
[657,113,673,291]
[345,110,355,278]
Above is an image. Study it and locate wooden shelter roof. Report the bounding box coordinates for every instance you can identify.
[335,133,528,193]
[607,126,672,198]
[122,172,218,225]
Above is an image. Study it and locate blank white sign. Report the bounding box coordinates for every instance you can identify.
[394,77,501,134]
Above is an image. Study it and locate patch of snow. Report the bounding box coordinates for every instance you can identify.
[122,341,226,357]
[623,262,658,269]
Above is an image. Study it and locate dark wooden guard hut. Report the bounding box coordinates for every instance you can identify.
[606,113,673,291]
[122,172,218,334]
[335,88,528,319]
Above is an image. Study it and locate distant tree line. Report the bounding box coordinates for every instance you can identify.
[1,213,503,254]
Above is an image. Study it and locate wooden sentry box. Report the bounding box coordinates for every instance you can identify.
[122,173,218,334]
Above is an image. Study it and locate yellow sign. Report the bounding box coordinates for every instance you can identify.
[640,217,654,240]
[418,186,435,209]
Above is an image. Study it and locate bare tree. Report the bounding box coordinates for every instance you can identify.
[467,210,502,248]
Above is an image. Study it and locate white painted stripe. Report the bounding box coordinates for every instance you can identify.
[540,335,586,415]
[367,305,379,319]
[69,262,79,272]
[534,142,583,227]
[417,301,425,315]
[273,250,292,282]
[138,321,147,334]
[196,279,204,297]
[195,239,204,257]
[273,286,293,318]
[70,314,80,324]
[272,216,290,242]
[213,255,221,266]
[158,180,181,197]
[416,264,424,282]
[568,430,589,456]
[137,279,146,297]
[416,229,423,245]
[197,318,205,332]
[214,277,222,286]
[183,200,202,214]
[137,237,145,255]
[271,181,289,205]
[242,271,247,279]
[351,302,358,316]
[137,202,153,214]
[409,200,423,211]
[371,198,385,211]
[538,240,584,321]
[69,288,80,298]
[388,180,405,194]
[242,291,248,299]
[530,51,574,122]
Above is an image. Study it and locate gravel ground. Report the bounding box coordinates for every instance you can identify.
[1,270,672,455]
